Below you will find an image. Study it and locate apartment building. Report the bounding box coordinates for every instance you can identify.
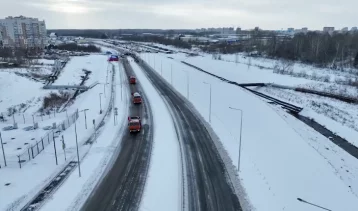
[0,16,47,48]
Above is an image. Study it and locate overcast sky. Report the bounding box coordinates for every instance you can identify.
[0,0,356,30]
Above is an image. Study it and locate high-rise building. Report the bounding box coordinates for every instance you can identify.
[0,16,47,48]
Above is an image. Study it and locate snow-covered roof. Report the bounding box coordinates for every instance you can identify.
[133,92,141,97]
[130,119,140,123]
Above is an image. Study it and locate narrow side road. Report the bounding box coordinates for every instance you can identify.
[81,59,153,211]
[137,58,242,211]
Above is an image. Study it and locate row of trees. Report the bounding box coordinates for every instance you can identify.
[250,32,358,68]
[120,36,191,49]
[56,43,101,52]
[0,47,42,65]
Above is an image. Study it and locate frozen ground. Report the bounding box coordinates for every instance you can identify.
[130,60,181,211]
[258,86,358,147]
[0,71,48,112]
[143,52,313,86]
[54,54,110,86]
[0,57,114,211]
[39,62,129,211]
[139,52,358,211]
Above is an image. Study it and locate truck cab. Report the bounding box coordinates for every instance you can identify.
[132,92,142,104]
[129,76,136,84]
[128,116,141,133]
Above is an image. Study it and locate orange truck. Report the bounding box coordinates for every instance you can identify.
[128,116,141,133]
[129,76,136,84]
[132,92,142,104]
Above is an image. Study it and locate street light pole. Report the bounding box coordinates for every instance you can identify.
[0,132,7,167]
[179,69,190,100]
[74,118,81,177]
[171,64,173,85]
[203,82,212,123]
[79,109,89,129]
[229,106,243,172]
[99,93,103,114]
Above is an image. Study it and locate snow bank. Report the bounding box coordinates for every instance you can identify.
[130,59,181,211]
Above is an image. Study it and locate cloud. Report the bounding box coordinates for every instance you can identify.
[1,0,358,29]
[25,0,104,14]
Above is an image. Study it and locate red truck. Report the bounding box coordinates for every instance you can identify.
[129,76,136,84]
[128,116,141,133]
[132,92,142,104]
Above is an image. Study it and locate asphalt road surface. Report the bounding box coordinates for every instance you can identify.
[137,58,242,211]
[81,59,153,211]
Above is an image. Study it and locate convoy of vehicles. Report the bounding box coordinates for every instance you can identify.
[128,73,142,133]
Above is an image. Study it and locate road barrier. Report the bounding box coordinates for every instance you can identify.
[3,110,79,168]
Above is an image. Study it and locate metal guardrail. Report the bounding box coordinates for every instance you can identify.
[181,61,303,113]
[12,111,79,168]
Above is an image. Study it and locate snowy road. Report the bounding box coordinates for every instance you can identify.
[81,58,153,211]
[137,58,242,211]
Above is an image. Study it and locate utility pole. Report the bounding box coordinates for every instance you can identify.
[52,131,58,165]
[229,107,243,172]
[93,119,97,141]
[74,119,81,177]
[179,69,190,100]
[99,93,103,114]
[65,109,69,125]
[79,109,89,129]
[0,132,6,167]
[62,135,66,161]
[203,82,212,123]
[171,64,173,85]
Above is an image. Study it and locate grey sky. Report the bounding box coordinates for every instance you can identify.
[0,0,356,30]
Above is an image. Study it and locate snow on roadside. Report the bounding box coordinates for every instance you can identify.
[130,59,181,211]
[272,106,358,198]
[40,62,129,211]
[0,59,114,211]
[140,53,358,211]
[258,86,358,147]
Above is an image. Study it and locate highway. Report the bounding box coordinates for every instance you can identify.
[137,57,242,211]
[81,59,153,211]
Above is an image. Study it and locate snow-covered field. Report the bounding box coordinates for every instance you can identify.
[0,71,47,112]
[258,86,358,147]
[54,54,110,86]
[0,56,115,211]
[139,52,358,211]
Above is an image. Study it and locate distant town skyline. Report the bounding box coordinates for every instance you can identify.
[1,0,357,30]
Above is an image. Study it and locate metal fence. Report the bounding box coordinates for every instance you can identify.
[0,111,63,125]
[7,110,79,168]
